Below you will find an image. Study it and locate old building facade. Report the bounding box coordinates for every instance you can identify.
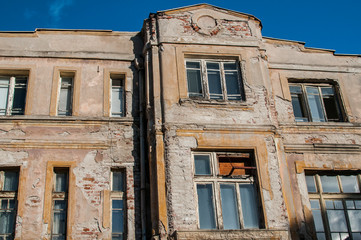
[0,4,360,240]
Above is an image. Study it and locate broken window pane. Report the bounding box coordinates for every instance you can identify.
[58,77,73,116]
[197,184,216,229]
[239,183,260,228]
[321,87,342,121]
[220,184,240,229]
[111,77,124,117]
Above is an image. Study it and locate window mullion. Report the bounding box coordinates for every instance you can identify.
[214,182,223,229]
[6,76,15,115]
[202,61,210,99]
[318,87,329,122]
[316,175,332,240]
[302,85,313,122]
[220,63,227,101]
[235,182,244,229]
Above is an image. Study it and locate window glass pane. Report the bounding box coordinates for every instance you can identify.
[347,209,361,231]
[194,155,211,175]
[340,175,359,193]
[58,78,72,116]
[223,63,237,71]
[4,171,18,191]
[312,209,325,232]
[54,200,66,210]
[316,233,326,240]
[289,85,302,94]
[112,171,124,192]
[207,70,222,99]
[320,175,340,193]
[12,78,27,115]
[196,184,216,229]
[306,86,326,122]
[0,78,9,115]
[352,233,361,240]
[326,200,335,209]
[310,199,320,209]
[186,69,202,97]
[306,175,317,192]
[0,211,15,234]
[112,209,124,233]
[346,200,355,209]
[112,86,124,116]
[356,200,361,209]
[52,211,67,235]
[186,61,200,69]
[220,184,240,229]
[54,172,67,192]
[113,200,123,209]
[327,210,348,232]
[206,62,219,70]
[239,183,260,228]
[225,72,240,100]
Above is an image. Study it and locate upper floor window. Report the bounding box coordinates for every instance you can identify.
[186,60,244,101]
[0,76,27,116]
[110,74,125,117]
[193,151,262,230]
[58,75,73,116]
[306,173,361,239]
[289,82,344,122]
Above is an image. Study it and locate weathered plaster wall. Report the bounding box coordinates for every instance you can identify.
[0,31,142,239]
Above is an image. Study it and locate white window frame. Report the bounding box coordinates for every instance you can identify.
[192,151,262,230]
[185,59,244,101]
[306,173,361,240]
[0,76,27,116]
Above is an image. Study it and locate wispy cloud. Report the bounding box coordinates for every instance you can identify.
[49,0,74,23]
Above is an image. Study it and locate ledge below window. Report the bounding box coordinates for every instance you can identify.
[179,98,253,110]
[173,229,289,240]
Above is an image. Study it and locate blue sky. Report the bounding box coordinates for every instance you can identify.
[2,0,360,54]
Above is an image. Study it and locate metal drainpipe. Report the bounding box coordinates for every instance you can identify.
[137,56,147,240]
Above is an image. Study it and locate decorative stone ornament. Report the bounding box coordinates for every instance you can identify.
[191,14,221,36]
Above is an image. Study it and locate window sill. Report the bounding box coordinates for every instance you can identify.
[179,98,253,110]
[0,115,136,124]
[173,229,289,240]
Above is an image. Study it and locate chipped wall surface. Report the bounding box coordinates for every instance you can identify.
[1,3,361,240]
[0,30,142,239]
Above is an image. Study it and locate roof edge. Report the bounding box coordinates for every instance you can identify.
[157,3,262,29]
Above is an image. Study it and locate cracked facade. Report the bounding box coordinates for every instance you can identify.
[0,3,361,240]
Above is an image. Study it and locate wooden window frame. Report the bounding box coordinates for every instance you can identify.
[185,59,245,101]
[306,172,361,240]
[192,151,262,230]
[111,169,126,239]
[0,75,28,116]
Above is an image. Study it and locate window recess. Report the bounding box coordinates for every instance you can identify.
[57,74,73,116]
[110,74,125,117]
[0,169,19,239]
[193,151,262,230]
[51,168,69,240]
[0,76,27,116]
[306,173,361,240]
[289,82,344,122]
[111,170,126,239]
[186,59,244,101]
